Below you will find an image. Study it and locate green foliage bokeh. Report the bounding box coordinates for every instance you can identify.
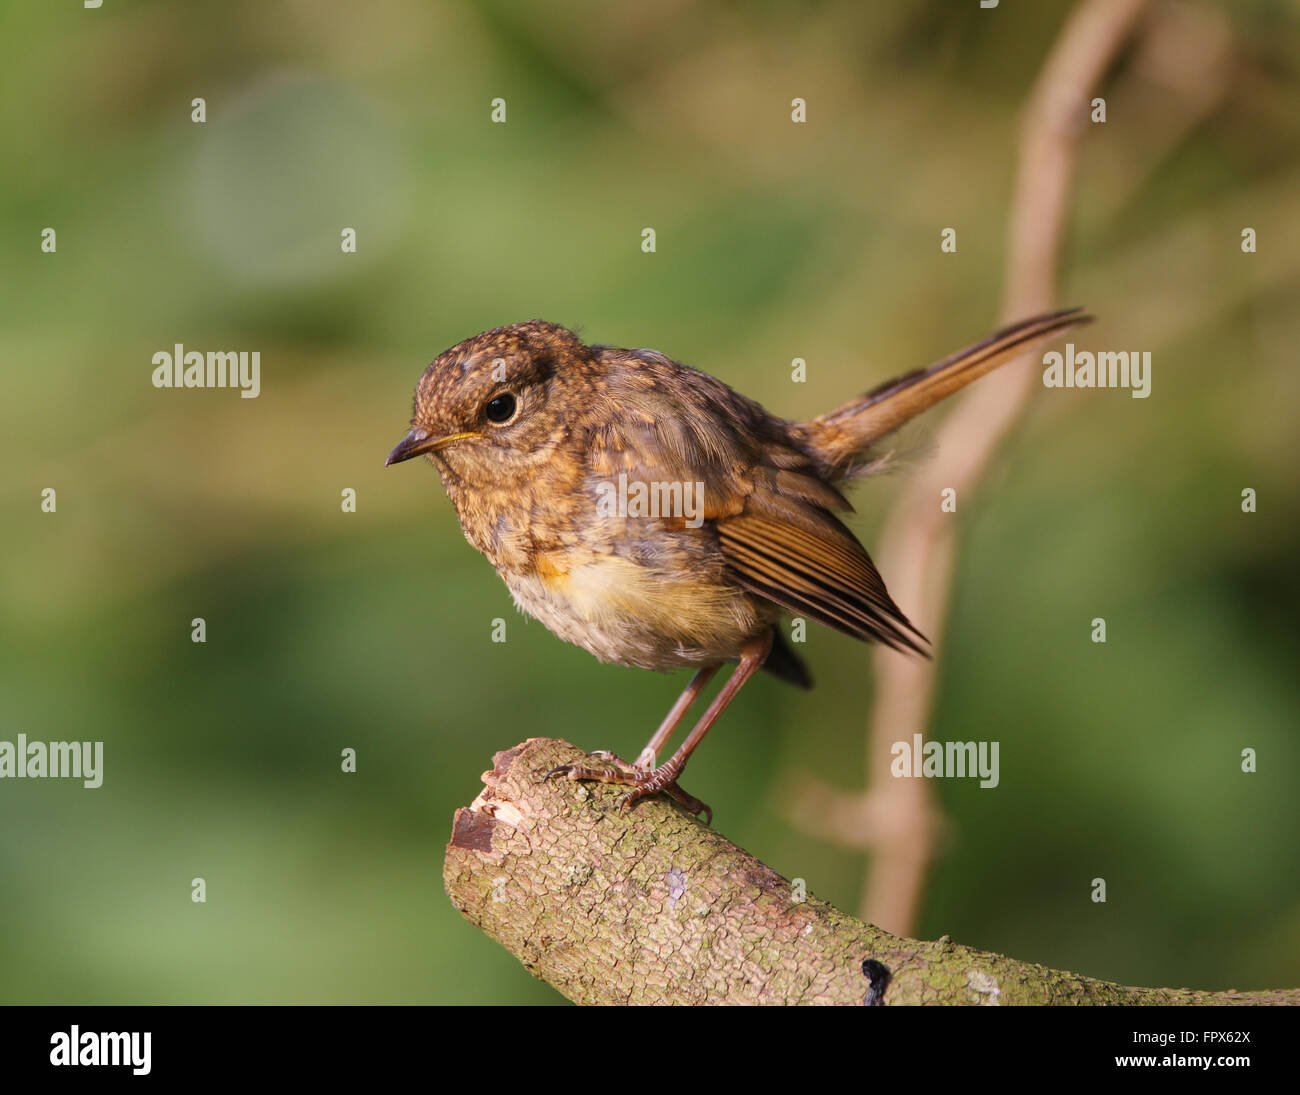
[2,1,1297,1003]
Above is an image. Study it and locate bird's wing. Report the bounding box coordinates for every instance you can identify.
[716,487,927,655]
[587,354,925,655]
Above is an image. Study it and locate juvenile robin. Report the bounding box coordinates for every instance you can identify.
[386,309,1090,821]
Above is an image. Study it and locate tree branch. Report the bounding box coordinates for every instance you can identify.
[443,739,1298,1006]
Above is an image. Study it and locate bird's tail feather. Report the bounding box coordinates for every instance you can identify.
[805,307,1093,480]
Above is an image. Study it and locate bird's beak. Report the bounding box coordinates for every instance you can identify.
[385,428,481,466]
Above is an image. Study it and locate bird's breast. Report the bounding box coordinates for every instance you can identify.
[443,471,777,670]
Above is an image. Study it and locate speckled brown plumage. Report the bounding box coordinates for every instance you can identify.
[387,309,1090,818]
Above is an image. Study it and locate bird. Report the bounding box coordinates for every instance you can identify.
[386,308,1091,822]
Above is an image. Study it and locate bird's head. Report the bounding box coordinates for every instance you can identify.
[385,320,587,485]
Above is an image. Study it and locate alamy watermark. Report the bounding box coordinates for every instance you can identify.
[1042,343,1151,399]
[152,344,260,398]
[891,733,999,789]
[50,1027,150,1076]
[594,473,705,529]
[0,733,103,788]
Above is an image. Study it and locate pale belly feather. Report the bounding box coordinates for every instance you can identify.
[501,553,773,672]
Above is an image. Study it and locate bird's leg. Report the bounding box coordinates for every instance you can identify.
[614,631,773,817]
[543,665,719,794]
[634,664,719,772]
[544,636,773,823]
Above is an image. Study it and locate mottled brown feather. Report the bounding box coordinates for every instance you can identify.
[717,507,927,655]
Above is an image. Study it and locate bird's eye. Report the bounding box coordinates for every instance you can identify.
[484,392,518,424]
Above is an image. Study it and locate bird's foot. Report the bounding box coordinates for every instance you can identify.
[616,766,713,826]
[545,753,712,825]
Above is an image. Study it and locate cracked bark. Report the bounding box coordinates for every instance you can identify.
[443,739,1299,1006]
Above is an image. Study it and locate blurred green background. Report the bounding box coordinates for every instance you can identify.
[2,1,1297,1004]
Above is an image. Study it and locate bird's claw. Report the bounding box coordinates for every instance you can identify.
[542,756,639,786]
